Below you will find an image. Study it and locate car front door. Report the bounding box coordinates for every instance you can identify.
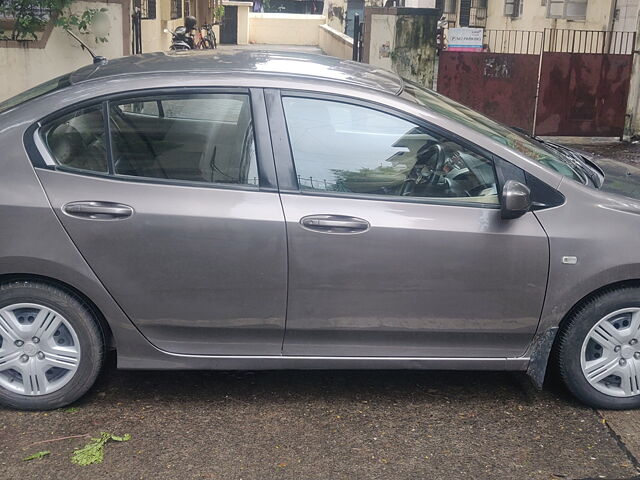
[31,88,287,355]
[271,92,549,358]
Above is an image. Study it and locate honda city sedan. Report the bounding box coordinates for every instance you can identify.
[1,50,640,410]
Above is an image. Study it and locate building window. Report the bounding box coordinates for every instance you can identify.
[443,0,456,13]
[171,0,182,19]
[470,0,487,27]
[436,0,457,26]
[504,0,522,17]
[547,0,587,20]
[134,0,156,19]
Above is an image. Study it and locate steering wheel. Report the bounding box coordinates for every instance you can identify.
[400,143,448,196]
[419,143,447,186]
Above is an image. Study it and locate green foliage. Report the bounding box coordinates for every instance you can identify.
[213,4,225,21]
[55,7,109,43]
[23,450,51,461]
[61,406,80,413]
[0,0,108,42]
[71,432,131,466]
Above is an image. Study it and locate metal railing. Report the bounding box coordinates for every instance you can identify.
[450,29,637,55]
[482,30,544,54]
[543,28,636,55]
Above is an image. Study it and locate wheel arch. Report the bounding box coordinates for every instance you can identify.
[0,273,115,351]
[528,278,640,389]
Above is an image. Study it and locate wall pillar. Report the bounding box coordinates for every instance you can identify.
[363,7,439,88]
[626,13,640,140]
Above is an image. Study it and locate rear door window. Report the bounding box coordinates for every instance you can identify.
[40,105,108,173]
[110,94,257,185]
[39,93,258,187]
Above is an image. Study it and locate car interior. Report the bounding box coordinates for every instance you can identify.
[42,95,258,186]
[282,97,499,203]
[43,95,497,203]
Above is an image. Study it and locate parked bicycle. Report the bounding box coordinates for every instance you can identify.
[195,23,218,50]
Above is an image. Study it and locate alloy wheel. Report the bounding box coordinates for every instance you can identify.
[0,303,80,396]
[581,308,640,397]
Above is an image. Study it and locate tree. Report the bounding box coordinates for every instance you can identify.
[0,0,107,41]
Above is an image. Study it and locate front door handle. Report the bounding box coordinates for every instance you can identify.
[300,215,370,234]
[62,201,134,220]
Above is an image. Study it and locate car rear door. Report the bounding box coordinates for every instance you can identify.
[30,88,287,355]
[269,90,549,358]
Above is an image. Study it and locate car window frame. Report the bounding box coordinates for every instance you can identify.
[269,89,507,210]
[25,87,278,193]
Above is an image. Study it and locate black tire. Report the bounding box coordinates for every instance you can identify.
[0,281,104,410]
[557,285,640,410]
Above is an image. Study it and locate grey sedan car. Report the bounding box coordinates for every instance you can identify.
[1,50,639,411]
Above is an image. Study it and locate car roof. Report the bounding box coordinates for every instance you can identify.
[69,49,404,95]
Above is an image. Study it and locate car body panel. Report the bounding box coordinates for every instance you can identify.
[0,108,158,362]
[1,51,639,377]
[279,193,549,358]
[35,169,288,355]
[532,179,640,341]
[67,50,405,95]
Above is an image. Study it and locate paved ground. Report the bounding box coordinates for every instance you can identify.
[2,141,640,480]
[1,364,638,480]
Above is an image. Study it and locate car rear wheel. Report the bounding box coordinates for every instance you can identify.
[558,286,640,409]
[0,281,104,410]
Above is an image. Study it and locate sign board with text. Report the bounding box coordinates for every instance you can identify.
[447,28,484,51]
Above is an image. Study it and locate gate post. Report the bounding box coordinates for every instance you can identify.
[131,8,142,55]
[531,28,546,137]
[352,13,360,61]
[625,26,640,139]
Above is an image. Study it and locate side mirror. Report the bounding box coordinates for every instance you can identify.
[501,180,531,219]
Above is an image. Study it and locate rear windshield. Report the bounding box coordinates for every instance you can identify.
[400,80,584,183]
[0,74,71,115]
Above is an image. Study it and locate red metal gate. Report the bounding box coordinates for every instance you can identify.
[437,51,539,133]
[436,29,636,137]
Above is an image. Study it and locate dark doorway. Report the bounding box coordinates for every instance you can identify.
[220,6,238,44]
[345,0,364,38]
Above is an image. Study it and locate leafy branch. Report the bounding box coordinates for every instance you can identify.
[71,432,131,466]
[22,450,51,461]
[55,7,109,43]
[0,0,108,42]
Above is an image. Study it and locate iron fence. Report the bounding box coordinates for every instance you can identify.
[543,28,636,55]
[482,30,544,54]
[453,29,637,56]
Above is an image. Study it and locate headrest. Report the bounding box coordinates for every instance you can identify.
[47,124,84,166]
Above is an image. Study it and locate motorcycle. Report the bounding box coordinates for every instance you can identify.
[165,16,197,51]
[165,26,193,51]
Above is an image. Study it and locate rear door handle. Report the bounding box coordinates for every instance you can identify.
[300,215,370,234]
[62,201,134,220]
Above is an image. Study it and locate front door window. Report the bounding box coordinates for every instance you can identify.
[282,97,498,205]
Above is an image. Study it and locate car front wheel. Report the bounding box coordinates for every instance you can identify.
[0,281,104,410]
[558,286,640,409]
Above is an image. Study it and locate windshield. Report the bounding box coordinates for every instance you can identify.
[0,74,71,115]
[400,80,587,184]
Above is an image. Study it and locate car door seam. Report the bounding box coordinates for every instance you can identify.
[262,89,289,356]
